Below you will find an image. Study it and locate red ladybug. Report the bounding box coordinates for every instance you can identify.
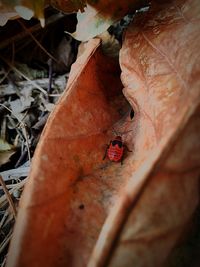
[103,135,131,164]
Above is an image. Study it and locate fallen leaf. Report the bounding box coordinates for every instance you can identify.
[44,103,55,112]
[6,0,200,267]
[0,138,14,151]
[88,0,200,266]
[67,0,147,41]
[0,0,45,26]
[0,138,15,166]
[50,0,87,13]
[9,88,34,115]
[0,10,19,27]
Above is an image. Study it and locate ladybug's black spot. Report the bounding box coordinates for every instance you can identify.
[79,204,85,210]
[130,108,134,119]
[112,140,122,148]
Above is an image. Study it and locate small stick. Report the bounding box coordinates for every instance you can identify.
[15,147,28,168]
[0,178,27,207]
[0,104,31,165]
[0,175,17,219]
[0,230,12,254]
[47,58,53,95]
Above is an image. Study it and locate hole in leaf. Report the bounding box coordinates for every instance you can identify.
[79,204,85,210]
[130,108,134,119]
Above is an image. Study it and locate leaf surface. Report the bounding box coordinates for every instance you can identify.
[88,0,200,266]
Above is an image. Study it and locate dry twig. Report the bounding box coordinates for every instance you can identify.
[0,175,17,219]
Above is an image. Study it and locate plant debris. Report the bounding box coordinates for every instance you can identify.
[0,6,79,266]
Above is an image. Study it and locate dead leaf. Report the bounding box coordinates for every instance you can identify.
[0,138,15,166]
[0,0,45,26]
[6,0,200,267]
[67,0,147,41]
[9,88,34,116]
[50,0,87,13]
[88,0,200,266]
[44,103,55,112]
[0,138,13,152]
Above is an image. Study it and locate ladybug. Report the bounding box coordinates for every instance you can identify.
[103,135,132,164]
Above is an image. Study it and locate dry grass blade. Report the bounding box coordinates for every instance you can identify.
[0,175,17,219]
[0,209,9,229]
[0,230,12,254]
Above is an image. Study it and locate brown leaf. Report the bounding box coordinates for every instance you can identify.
[88,0,200,266]
[6,0,200,266]
[7,38,130,267]
[50,0,87,13]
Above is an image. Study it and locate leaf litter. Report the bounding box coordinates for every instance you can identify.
[2,1,199,267]
[0,7,79,266]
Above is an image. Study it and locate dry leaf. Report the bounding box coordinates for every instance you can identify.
[50,0,87,13]
[0,0,45,26]
[88,0,200,266]
[6,0,200,266]
[65,0,147,41]
[0,138,15,166]
[9,88,34,116]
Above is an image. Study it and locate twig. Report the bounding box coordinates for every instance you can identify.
[1,254,7,267]
[0,230,12,254]
[0,209,9,229]
[21,125,31,164]
[14,148,28,168]
[0,175,17,219]
[0,178,27,207]
[0,68,10,84]
[0,182,24,190]
[48,58,53,95]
